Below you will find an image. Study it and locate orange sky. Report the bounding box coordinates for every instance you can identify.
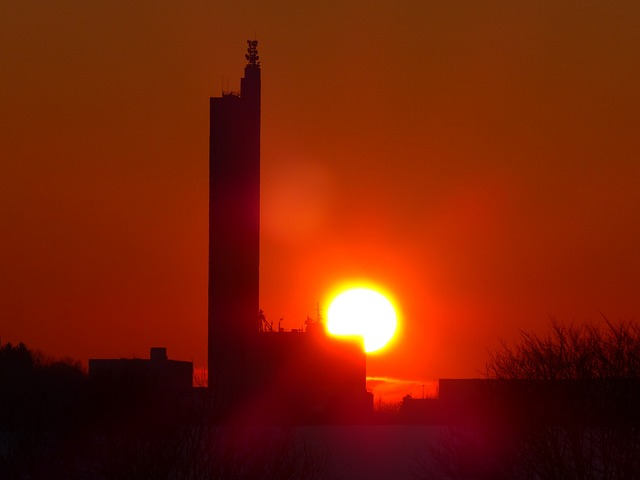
[2,1,640,399]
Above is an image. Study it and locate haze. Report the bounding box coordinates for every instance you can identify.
[2,1,639,393]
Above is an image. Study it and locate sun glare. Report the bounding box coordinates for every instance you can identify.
[326,287,398,353]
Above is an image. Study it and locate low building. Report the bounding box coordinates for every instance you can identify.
[401,378,640,426]
[89,347,193,390]
[88,347,193,429]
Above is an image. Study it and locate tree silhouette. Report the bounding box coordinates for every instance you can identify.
[419,320,640,480]
[486,320,640,382]
[0,342,89,478]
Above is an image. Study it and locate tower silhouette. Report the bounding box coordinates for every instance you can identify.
[208,40,260,405]
[208,41,372,422]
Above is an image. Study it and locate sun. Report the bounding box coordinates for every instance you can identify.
[326,287,398,353]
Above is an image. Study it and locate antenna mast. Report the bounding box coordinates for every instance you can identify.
[245,40,260,68]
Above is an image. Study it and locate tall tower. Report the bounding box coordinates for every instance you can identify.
[208,41,261,404]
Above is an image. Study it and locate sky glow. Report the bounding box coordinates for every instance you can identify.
[2,2,640,396]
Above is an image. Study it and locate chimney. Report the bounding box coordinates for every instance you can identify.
[150,347,167,362]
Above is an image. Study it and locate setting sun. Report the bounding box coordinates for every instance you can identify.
[326,287,398,353]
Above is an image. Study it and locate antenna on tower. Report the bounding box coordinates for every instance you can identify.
[245,39,260,68]
[315,302,323,324]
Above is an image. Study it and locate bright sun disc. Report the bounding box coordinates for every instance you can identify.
[327,287,397,353]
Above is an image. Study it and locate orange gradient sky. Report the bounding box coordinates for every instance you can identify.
[2,2,640,398]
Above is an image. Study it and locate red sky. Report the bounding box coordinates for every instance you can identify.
[2,1,640,399]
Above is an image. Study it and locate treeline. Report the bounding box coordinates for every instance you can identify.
[0,342,87,431]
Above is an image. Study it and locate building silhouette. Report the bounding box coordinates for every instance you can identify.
[208,41,371,422]
[88,347,194,427]
[208,40,261,406]
[89,347,193,391]
[400,378,640,426]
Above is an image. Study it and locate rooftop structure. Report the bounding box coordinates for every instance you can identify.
[89,347,193,390]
